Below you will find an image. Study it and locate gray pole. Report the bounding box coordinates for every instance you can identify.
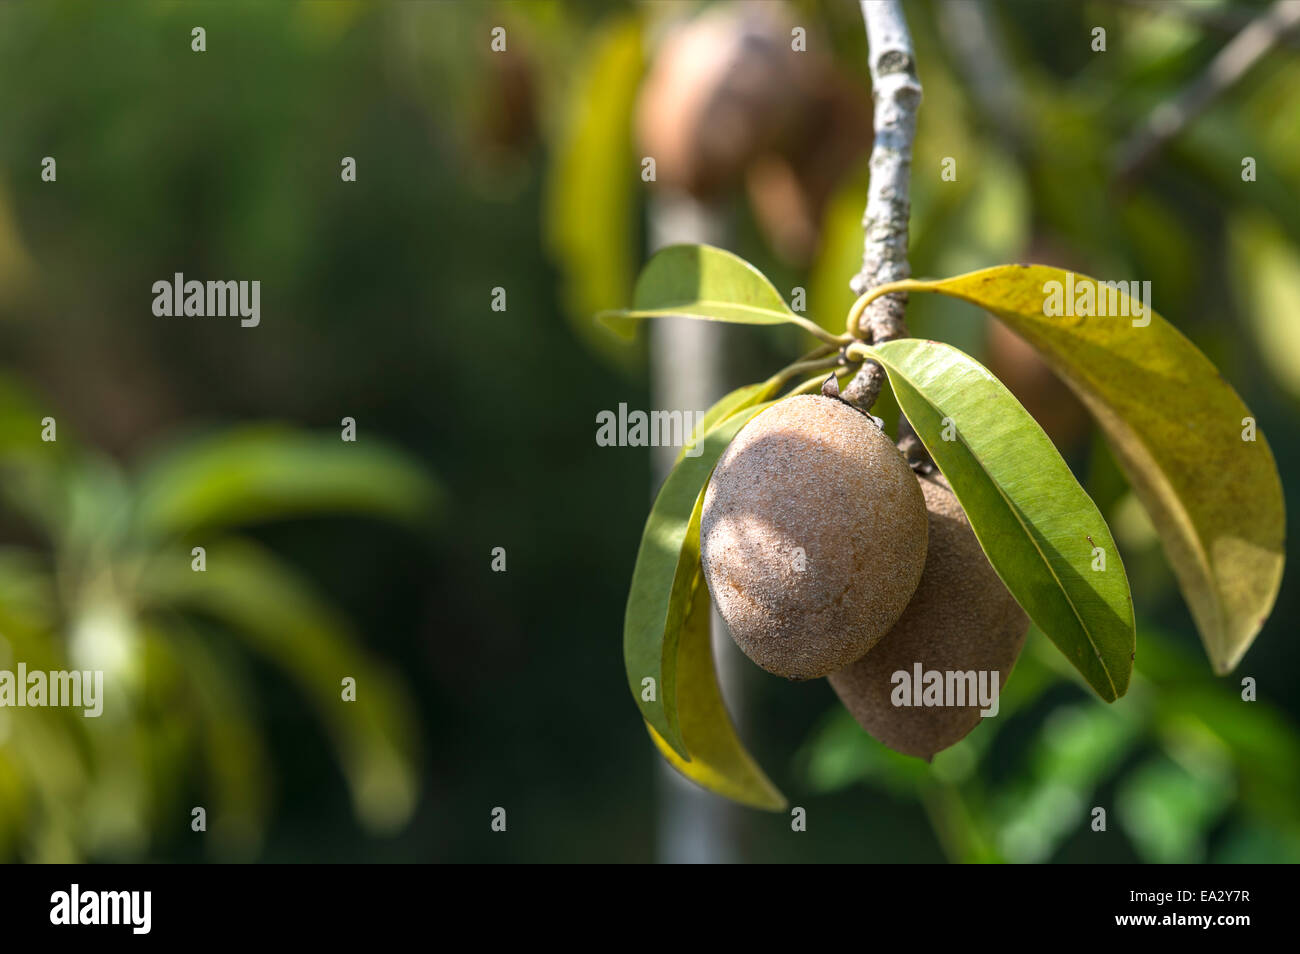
[647,189,746,864]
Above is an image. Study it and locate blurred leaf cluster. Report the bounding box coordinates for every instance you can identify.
[0,377,437,860]
[798,622,1300,862]
[0,0,602,862]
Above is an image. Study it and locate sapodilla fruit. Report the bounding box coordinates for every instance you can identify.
[700,395,928,680]
[828,472,1030,760]
[635,4,815,198]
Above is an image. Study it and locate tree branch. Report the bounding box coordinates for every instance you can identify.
[842,0,922,455]
[1114,0,1300,187]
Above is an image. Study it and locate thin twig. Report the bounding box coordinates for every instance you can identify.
[771,353,845,384]
[849,0,922,318]
[842,0,928,469]
[1114,0,1300,186]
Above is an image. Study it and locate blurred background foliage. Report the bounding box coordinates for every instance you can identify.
[0,0,1296,861]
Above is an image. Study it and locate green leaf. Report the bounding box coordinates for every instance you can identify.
[1155,683,1300,827]
[865,338,1135,701]
[624,403,771,756]
[673,377,787,467]
[1229,214,1300,399]
[890,265,1285,674]
[137,538,420,832]
[601,244,808,335]
[798,705,932,796]
[1117,755,1233,864]
[149,623,271,858]
[995,702,1142,863]
[0,374,69,459]
[133,426,440,538]
[543,14,644,367]
[647,569,785,810]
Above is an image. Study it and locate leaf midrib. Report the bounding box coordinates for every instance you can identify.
[1018,340,1226,654]
[630,299,792,320]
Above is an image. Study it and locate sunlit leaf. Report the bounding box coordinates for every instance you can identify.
[673,376,789,467]
[624,403,771,756]
[601,244,814,335]
[648,570,785,810]
[543,13,644,366]
[886,265,1285,673]
[1117,754,1233,864]
[133,426,440,538]
[1229,215,1300,398]
[863,338,1135,701]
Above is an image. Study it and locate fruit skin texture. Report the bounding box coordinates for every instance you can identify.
[700,395,928,680]
[828,472,1030,760]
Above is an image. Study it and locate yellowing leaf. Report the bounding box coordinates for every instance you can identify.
[647,572,785,811]
[0,183,36,307]
[543,15,644,367]
[884,265,1284,673]
[1230,215,1300,398]
[673,375,788,467]
[624,404,771,755]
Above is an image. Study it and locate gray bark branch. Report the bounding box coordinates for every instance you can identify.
[843,0,922,429]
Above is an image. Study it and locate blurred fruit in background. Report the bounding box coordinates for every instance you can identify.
[636,2,872,263]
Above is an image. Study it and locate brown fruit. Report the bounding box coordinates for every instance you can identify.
[700,395,928,680]
[828,473,1029,759]
[635,5,815,198]
[635,5,872,263]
